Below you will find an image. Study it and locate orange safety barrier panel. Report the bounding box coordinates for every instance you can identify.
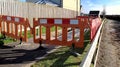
[77,16,90,29]
[33,18,88,48]
[78,16,101,41]
[89,16,101,41]
[0,15,30,42]
[0,15,2,33]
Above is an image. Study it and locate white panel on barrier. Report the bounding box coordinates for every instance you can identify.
[15,17,19,22]
[39,19,47,24]
[54,19,62,24]
[7,16,11,21]
[70,20,78,24]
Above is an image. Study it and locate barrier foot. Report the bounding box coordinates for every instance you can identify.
[3,33,6,40]
[34,41,46,51]
[69,43,80,57]
[19,37,22,44]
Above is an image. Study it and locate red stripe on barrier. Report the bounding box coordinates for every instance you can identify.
[2,15,25,22]
[2,15,7,20]
[63,19,70,24]
[19,18,24,22]
[47,18,54,24]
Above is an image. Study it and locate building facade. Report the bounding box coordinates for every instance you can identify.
[62,0,80,15]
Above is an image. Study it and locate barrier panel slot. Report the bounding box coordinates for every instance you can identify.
[57,26,62,41]
[35,26,40,39]
[4,22,7,32]
[67,27,73,41]
[41,26,46,40]
[13,23,15,35]
[18,25,20,36]
[9,23,12,33]
[50,26,55,40]
[21,25,24,37]
[74,28,80,42]
[1,21,4,32]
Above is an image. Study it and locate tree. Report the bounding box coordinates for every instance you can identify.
[102,5,106,18]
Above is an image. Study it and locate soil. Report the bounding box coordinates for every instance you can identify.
[96,19,120,67]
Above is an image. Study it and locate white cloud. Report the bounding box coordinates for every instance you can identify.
[90,5,103,11]
[106,5,120,15]
[85,3,120,15]
[89,4,120,15]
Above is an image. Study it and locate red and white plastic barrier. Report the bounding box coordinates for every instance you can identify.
[0,15,30,42]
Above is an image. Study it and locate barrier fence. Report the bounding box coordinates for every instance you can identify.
[90,17,101,41]
[0,15,101,48]
[77,16,101,41]
[33,18,89,47]
[0,15,30,42]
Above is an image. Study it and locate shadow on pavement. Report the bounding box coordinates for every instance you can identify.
[0,47,48,64]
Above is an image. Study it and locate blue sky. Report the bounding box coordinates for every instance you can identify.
[81,0,120,15]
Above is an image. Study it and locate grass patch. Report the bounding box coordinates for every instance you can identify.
[0,34,16,44]
[90,63,94,67]
[0,30,32,44]
[3,37,16,44]
[32,31,90,67]
[21,30,33,38]
[26,30,33,38]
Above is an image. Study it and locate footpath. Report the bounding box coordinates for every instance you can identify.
[95,20,120,67]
